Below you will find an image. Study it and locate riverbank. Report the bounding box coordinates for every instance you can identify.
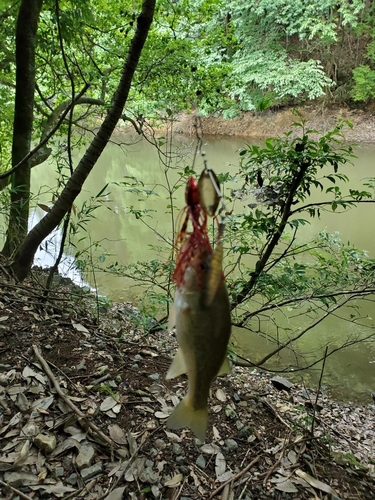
[162,105,375,143]
[0,271,374,499]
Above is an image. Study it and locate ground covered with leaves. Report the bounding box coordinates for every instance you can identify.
[0,271,374,500]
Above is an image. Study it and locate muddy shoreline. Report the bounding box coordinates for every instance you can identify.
[165,105,375,143]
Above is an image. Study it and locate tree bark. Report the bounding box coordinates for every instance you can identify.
[13,0,156,281]
[2,0,43,257]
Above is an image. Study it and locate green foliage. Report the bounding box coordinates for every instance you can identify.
[352,65,375,101]
[222,119,373,306]
[339,453,368,471]
[236,0,365,41]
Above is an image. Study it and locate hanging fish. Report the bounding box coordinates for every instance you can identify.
[166,174,231,442]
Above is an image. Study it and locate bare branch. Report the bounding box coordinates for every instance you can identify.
[291,199,375,216]
[0,84,90,181]
[254,297,351,366]
[234,287,375,327]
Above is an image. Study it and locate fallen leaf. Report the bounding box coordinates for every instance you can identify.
[7,385,26,396]
[104,487,126,500]
[0,439,30,471]
[112,403,121,414]
[31,395,54,416]
[217,471,234,482]
[100,396,117,412]
[147,384,163,395]
[49,437,80,458]
[164,431,182,443]
[154,411,169,419]
[15,392,29,412]
[164,473,183,487]
[3,429,19,439]
[127,432,138,455]
[288,450,298,465]
[124,457,145,482]
[72,322,89,333]
[20,420,39,438]
[215,452,226,478]
[212,426,221,441]
[274,480,299,493]
[29,484,76,495]
[22,367,47,385]
[295,469,340,496]
[108,424,127,445]
[201,443,220,455]
[0,412,21,435]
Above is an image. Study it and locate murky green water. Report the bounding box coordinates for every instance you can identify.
[29,136,375,402]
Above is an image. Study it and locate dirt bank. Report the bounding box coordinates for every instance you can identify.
[169,105,375,143]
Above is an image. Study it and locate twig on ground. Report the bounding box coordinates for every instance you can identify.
[263,456,283,485]
[237,473,253,500]
[260,398,293,430]
[310,346,328,436]
[32,344,115,448]
[208,456,261,499]
[0,479,34,500]
[64,478,97,500]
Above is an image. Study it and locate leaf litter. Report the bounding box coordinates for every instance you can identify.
[0,269,374,499]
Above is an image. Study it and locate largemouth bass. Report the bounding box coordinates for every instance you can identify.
[166,236,232,442]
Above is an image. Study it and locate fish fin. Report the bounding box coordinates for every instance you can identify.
[216,356,231,376]
[166,348,187,379]
[167,397,208,442]
[206,242,224,306]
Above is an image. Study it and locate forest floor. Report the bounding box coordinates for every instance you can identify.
[0,270,374,500]
[153,104,375,143]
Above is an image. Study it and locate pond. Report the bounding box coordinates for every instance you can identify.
[29,133,375,403]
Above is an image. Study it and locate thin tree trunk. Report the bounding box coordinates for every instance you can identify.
[2,0,43,257]
[13,0,156,281]
[232,160,310,308]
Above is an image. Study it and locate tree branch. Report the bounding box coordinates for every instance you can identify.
[290,199,375,216]
[234,287,375,327]
[253,296,351,366]
[0,84,90,181]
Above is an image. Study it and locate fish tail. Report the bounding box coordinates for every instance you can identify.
[167,397,208,442]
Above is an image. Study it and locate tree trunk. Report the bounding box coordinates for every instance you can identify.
[13,0,156,281]
[2,0,43,257]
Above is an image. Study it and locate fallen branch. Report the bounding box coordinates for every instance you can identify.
[260,398,293,431]
[64,478,97,500]
[32,344,115,448]
[208,456,261,499]
[0,479,33,500]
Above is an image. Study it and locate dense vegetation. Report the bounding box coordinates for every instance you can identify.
[0,0,375,376]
